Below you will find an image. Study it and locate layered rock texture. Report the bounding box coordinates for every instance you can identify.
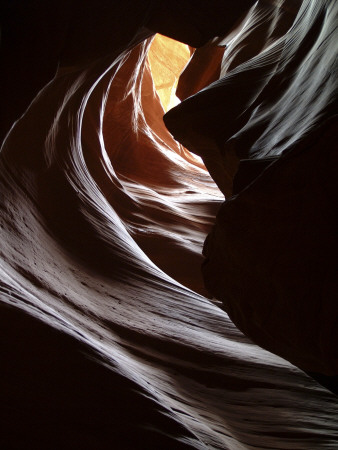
[165,0,338,377]
[1,0,337,448]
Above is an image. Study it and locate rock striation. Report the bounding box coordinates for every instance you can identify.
[165,0,338,377]
[1,0,337,448]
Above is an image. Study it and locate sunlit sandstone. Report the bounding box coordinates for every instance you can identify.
[148,34,192,111]
[0,0,337,448]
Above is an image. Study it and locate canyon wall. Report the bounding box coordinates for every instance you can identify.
[1,0,337,448]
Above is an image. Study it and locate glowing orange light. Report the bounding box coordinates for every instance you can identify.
[147,34,191,112]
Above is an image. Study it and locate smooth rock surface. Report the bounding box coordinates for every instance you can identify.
[1,1,337,448]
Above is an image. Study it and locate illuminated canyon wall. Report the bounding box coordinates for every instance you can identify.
[1,0,337,448]
[164,0,338,376]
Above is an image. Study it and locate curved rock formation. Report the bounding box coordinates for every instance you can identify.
[1,0,337,448]
[165,0,338,375]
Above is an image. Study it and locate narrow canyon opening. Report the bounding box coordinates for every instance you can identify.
[99,32,224,298]
[147,34,192,112]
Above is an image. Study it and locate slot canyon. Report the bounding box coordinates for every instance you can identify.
[1,1,337,448]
